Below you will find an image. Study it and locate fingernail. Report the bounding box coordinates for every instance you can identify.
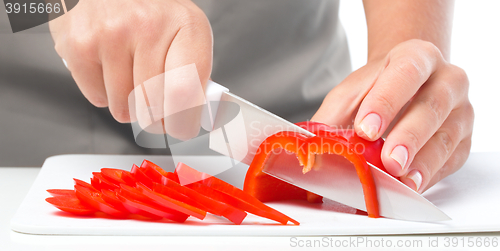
[406,169,422,192]
[390,145,408,170]
[359,113,381,140]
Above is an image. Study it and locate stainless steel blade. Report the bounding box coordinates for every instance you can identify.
[208,91,315,166]
[263,151,451,222]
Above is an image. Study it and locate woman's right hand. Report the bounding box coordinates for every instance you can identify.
[49,0,213,140]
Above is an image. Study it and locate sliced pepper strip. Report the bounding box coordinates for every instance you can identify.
[244,121,382,218]
[136,182,207,220]
[47,160,299,224]
[47,189,76,197]
[117,184,189,222]
[101,168,137,187]
[92,172,120,190]
[74,184,128,218]
[45,189,97,215]
[187,182,298,225]
[101,189,162,220]
[175,162,299,225]
[130,164,154,189]
[116,193,189,223]
[159,176,247,225]
[140,160,170,181]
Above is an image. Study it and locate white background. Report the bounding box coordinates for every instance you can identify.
[339,0,500,153]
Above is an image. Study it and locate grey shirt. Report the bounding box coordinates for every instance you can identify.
[0,0,350,167]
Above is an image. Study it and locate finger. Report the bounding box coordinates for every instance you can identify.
[398,103,474,193]
[132,37,170,133]
[311,63,382,128]
[101,50,135,123]
[381,65,470,177]
[162,9,213,140]
[354,41,443,141]
[60,41,108,108]
[423,138,472,192]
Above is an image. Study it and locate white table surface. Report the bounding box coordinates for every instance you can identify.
[1,153,500,251]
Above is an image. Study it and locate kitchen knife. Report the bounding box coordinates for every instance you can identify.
[263,151,451,222]
[202,80,315,165]
[202,81,451,222]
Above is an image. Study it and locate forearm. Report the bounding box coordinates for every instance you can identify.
[363,0,454,61]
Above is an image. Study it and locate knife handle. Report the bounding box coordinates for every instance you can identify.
[200,80,229,131]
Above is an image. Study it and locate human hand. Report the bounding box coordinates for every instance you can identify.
[49,0,213,140]
[312,39,474,193]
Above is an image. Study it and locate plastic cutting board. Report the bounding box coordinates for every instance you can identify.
[10,153,500,236]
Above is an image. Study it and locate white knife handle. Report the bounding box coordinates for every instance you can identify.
[201,80,229,131]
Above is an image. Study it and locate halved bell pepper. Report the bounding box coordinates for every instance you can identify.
[243,131,312,202]
[243,121,385,218]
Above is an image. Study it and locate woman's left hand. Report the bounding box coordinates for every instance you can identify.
[312,39,474,193]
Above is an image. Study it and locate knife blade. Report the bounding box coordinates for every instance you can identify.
[202,81,451,222]
[262,151,451,221]
[202,80,314,165]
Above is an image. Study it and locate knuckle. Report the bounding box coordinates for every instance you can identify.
[434,130,456,157]
[464,102,475,123]
[437,78,455,101]
[450,65,469,90]
[372,92,398,116]
[432,76,457,111]
[176,5,206,29]
[421,40,441,59]
[102,20,129,44]
[134,8,163,36]
[392,58,423,85]
[395,39,420,51]
[421,94,448,124]
[461,138,473,154]
[458,101,475,134]
[66,33,98,60]
[403,39,441,59]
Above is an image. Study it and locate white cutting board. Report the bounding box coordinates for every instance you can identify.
[10,153,500,236]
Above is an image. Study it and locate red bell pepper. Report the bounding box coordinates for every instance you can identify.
[100,189,162,220]
[131,164,155,189]
[244,121,385,218]
[92,172,120,191]
[46,189,76,197]
[74,184,129,218]
[100,168,137,187]
[47,159,299,224]
[117,184,190,222]
[158,176,248,225]
[140,160,170,182]
[243,131,312,203]
[135,182,207,220]
[45,190,97,215]
[175,162,299,225]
